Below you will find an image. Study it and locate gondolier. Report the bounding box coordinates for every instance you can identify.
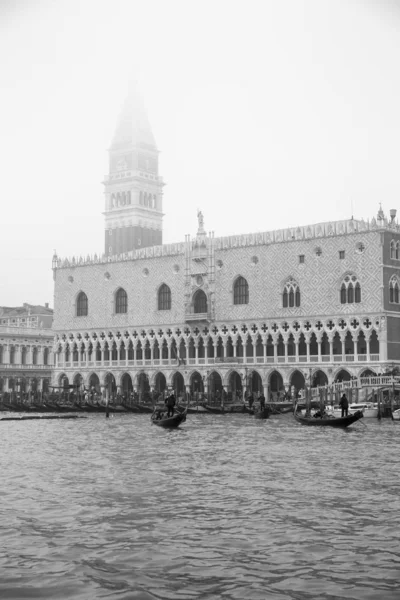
[339,393,349,417]
[165,394,176,417]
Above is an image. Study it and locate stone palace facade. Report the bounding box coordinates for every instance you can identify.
[51,87,400,400]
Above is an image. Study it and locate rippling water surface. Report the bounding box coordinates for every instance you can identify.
[1,412,400,600]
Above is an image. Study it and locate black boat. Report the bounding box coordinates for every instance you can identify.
[151,405,188,428]
[294,407,364,428]
[253,407,271,419]
[203,403,248,414]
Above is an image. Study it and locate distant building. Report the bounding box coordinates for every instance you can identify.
[51,87,400,400]
[0,304,54,394]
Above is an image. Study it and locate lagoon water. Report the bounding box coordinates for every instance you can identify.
[0,412,399,600]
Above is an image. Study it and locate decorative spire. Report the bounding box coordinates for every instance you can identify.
[110,81,156,149]
[377,203,385,222]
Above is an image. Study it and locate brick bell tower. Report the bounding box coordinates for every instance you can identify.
[103,82,164,256]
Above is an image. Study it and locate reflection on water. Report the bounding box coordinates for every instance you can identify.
[0,413,400,599]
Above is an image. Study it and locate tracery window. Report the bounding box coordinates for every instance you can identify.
[390,240,400,260]
[194,289,208,313]
[389,276,400,304]
[158,284,171,310]
[76,292,88,317]
[340,275,361,304]
[282,279,300,308]
[115,288,128,314]
[233,276,249,305]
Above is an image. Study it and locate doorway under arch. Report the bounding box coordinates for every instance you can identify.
[290,370,305,396]
[121,373,133,395]
[334,369,351,383]
[208,371,223,399]
[312,370,328,387]
[269,370,284,399]
[190,371,204,397]
[228,371,242,400]
[247,370,262,395]
[154,372,167,393]
[172,372,185,398]
[105,372,116,397]
[89,373,100,393]
[137,372,150,400]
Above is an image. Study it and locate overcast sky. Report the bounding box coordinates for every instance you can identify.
[1,0,400,307]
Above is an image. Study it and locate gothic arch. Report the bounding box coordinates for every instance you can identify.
[58,373,69,387]
[333,367,352,382]
[193,289,208,313]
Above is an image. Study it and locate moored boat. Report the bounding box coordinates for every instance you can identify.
[392,408,400,421]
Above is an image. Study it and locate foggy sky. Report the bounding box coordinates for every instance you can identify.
[1,0,400,307]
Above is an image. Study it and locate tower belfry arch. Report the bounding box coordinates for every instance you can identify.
[103,82,165,256]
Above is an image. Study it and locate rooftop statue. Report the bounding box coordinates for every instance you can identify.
[197,209,205,231]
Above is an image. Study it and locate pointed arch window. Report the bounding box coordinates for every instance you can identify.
[115,288,128,314]
[158,284,171,310]
[194,289,208,313]
[390,240,396,259]
[282,279,300,308]
[340,275,361,304]
[389,275,400,304]
[397,242,400,260]
[76,292,88,317]
[233,276,249,305]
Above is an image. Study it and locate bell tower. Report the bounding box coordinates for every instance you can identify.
[103,82,164,256]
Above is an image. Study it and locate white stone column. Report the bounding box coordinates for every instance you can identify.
[328,337,334,362]
[366,334,371,362]
[352,333,358,361]
[305,335,310,363]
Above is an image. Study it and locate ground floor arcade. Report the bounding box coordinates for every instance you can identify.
[53,364,381,402]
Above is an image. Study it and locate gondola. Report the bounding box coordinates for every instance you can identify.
[203,403,248,414]
[253,407,271,419]
[294,407,364,428]
[151,405,188,429]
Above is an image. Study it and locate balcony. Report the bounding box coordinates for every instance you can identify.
[56,352,383,370]
[184,312,211,324]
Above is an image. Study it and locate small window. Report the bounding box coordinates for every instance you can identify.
[299,255,305,264]
[339,250,345,259]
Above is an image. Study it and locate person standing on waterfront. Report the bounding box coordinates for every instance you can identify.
[259,393,266,411]
[339,393,349,417]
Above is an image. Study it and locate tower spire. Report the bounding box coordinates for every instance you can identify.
[111,81,156,150]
